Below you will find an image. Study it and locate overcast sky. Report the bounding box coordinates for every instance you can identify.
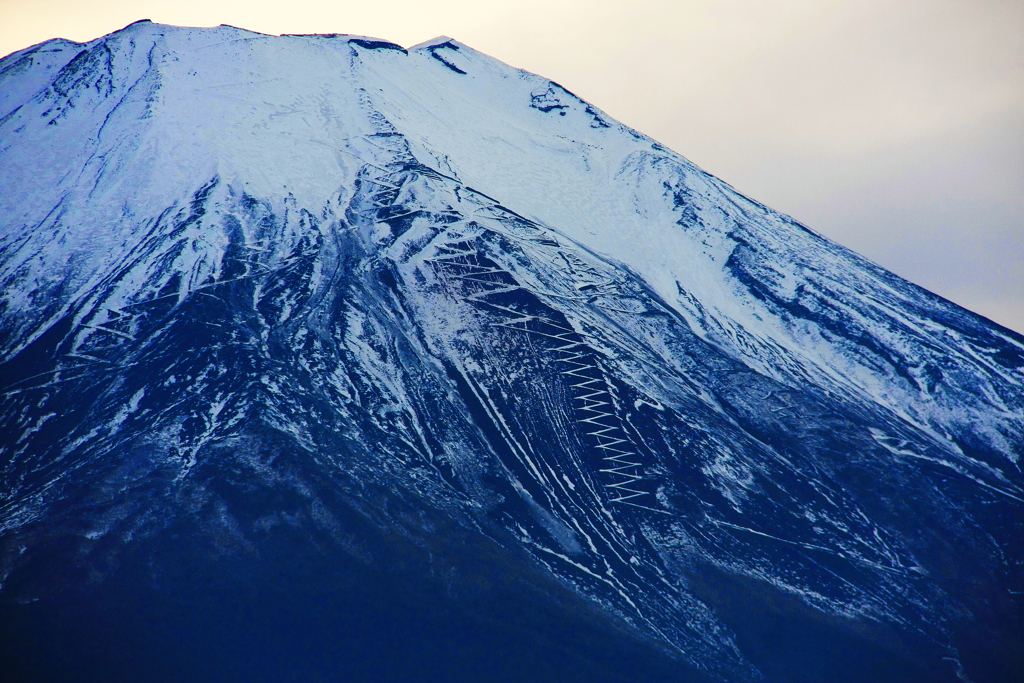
[2,0,1021,333]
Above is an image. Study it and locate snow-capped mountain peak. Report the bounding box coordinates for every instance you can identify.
[1,21,1021,682]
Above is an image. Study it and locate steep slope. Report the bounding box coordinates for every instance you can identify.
[1,21,1022,683]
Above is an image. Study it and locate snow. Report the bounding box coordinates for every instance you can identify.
[2,21,1018,475]
[1,21,1022,681]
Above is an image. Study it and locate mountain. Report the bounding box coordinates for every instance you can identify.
[1,20,1022,683]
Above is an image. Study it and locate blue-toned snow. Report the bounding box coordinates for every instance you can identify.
[0,21,1022,683]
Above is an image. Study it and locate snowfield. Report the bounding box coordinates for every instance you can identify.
[1,21,1022,683]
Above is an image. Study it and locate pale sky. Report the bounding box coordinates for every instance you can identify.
[2,0,1022,332]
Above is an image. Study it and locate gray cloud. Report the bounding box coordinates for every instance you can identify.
[481,0,1024,332]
